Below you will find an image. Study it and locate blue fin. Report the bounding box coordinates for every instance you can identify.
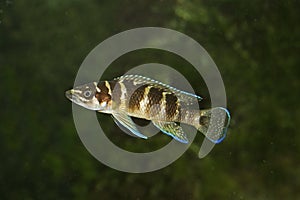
[112,112,148,139]
[152,121,188,143]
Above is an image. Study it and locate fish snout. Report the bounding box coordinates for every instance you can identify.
[65,89,74,100]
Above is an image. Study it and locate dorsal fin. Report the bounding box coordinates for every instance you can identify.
[115,75,202,106]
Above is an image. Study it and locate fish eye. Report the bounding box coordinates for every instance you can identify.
[83,90,92,98]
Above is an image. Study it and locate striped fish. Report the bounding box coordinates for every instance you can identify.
[65,75,230,144]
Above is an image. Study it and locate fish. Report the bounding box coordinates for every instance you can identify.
[65,75,230,144]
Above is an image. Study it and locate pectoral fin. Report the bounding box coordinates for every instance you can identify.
[112,112,148,139]
[152,121,188,143]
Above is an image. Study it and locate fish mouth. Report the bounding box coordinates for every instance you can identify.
[65,89,87,108]
[65,90,73,100]
[65,89,80,103]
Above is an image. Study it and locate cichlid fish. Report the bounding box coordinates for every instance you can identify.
[65,75,230,144]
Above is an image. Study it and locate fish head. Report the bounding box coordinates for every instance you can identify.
[65,82,112,112]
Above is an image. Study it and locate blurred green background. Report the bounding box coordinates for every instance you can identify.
[1,0,299,199]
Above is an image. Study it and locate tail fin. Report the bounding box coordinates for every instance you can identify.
[197,107,231,143]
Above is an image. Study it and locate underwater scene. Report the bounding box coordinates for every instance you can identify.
[1,0,299,199]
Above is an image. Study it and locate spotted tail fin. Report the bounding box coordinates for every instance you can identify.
[197,107,231,143]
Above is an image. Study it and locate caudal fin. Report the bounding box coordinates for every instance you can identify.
[197,107,231,143]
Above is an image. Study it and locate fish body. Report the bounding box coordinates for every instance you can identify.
[65,75,230,143]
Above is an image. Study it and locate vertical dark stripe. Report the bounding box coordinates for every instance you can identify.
[96,81,111,103]
[97,81,108,94]
[165,93,178,120]
[108,80,117,90]
[128,84,148,110]
[199,115,210,126]
[147,87,163,115]
[199,110,210,128]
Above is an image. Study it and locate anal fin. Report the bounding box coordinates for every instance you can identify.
[152,121,188,143]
